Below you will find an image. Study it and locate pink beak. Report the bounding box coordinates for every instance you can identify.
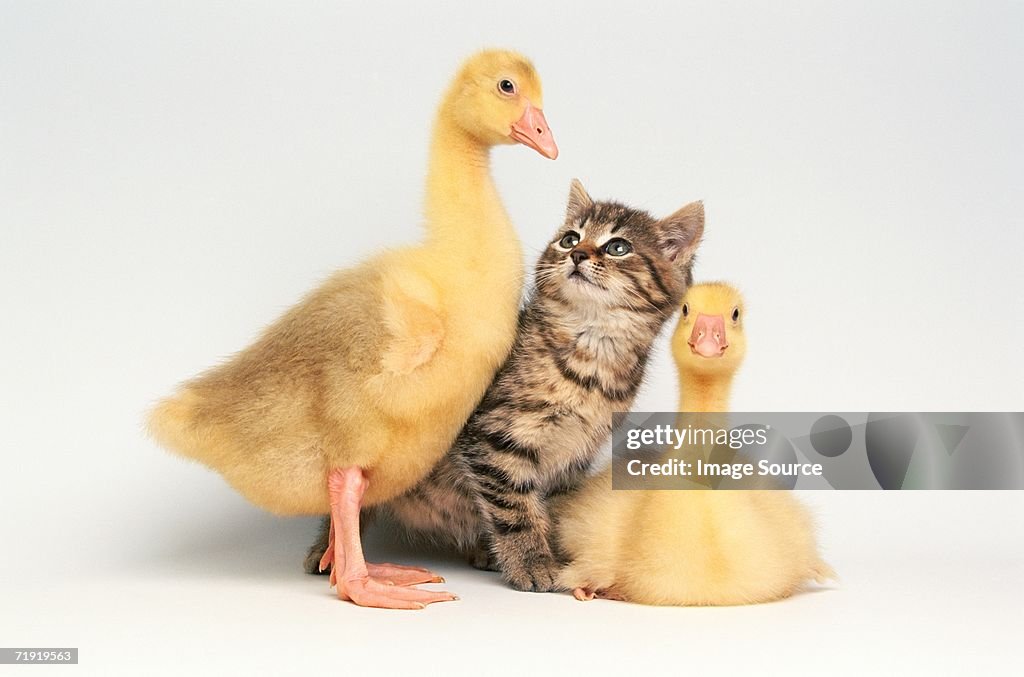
[510,101,558,159]
[688,313,729,358]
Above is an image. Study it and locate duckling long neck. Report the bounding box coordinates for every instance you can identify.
[417,107,524,369]
[423,117,519,261]
[677,369,735,414]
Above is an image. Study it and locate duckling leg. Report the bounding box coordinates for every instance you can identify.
[316,522,442,586]
[321,467,458,609]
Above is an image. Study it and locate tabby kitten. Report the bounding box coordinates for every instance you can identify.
[306,180,704,592]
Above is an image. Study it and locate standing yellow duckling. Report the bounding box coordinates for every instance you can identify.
[557,283,834,605]
[148,50,557,609]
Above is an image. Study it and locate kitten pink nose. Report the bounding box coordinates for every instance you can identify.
[688,313,728,358]
[571,250,590,266]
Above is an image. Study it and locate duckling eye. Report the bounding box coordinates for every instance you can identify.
[732,307,740,322]
[604,238,632,257]
[498,79,516,95]
[682,303,689,318]
[558,231,580,249]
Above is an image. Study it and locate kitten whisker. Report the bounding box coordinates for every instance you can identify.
[619,284,673,321]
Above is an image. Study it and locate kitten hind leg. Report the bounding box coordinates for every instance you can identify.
[468,535,500,572]
[304,516,331,575]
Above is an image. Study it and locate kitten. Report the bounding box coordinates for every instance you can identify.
[305,180,704,592]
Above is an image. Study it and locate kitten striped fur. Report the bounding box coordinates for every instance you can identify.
[305,180,704,591]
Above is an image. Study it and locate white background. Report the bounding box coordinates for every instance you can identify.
[2,1,1022,675]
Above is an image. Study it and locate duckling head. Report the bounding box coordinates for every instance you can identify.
[442,49,558,159]
[671,282,747,377]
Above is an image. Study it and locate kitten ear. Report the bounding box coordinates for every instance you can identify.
[565,178,593,222]
[657,200,704,264]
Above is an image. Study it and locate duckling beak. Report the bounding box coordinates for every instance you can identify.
[510,101,558,159]
[688,313,729,358]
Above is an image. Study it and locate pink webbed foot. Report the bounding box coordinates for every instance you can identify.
[323,467,457,609]
[573,587,596,601]
[366,562,445,586]
[573,586,626,602]
[320,557,444,587]
[336,575,458,610]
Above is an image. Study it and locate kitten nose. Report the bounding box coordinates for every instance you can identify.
[571,250,590,266]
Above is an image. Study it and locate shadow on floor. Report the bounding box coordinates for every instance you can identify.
[123,505,467,583]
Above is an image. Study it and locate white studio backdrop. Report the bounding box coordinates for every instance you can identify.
[1,2,1022,675]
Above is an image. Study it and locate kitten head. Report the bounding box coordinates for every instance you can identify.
[536,179,704,312]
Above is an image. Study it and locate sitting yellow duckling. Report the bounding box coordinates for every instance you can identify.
[556,283,834,605]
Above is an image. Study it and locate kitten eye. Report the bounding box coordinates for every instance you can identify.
[604,238,632,257]
[682,303,689,318]
[732,307,740,322]
[498,79,516,95]
[558,231,580,249]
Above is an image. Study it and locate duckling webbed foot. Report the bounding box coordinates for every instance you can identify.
[573,586,625,602]
[573,586,596,601]
[320,467,457,609]
[317,542,444,585]
[366,562,445,586]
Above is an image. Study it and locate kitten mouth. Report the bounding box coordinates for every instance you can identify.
[568,270,592,284]
[567,269,606,290]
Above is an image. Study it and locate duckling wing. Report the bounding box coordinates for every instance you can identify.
[253,260,445,380]
[376,268,445,376]
[379,300,443,375]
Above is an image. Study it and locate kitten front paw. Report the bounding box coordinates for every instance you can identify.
[504,556,564,593]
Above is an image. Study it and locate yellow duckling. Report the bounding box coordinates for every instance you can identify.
[557,283,834,605]
[148,50,557,609]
